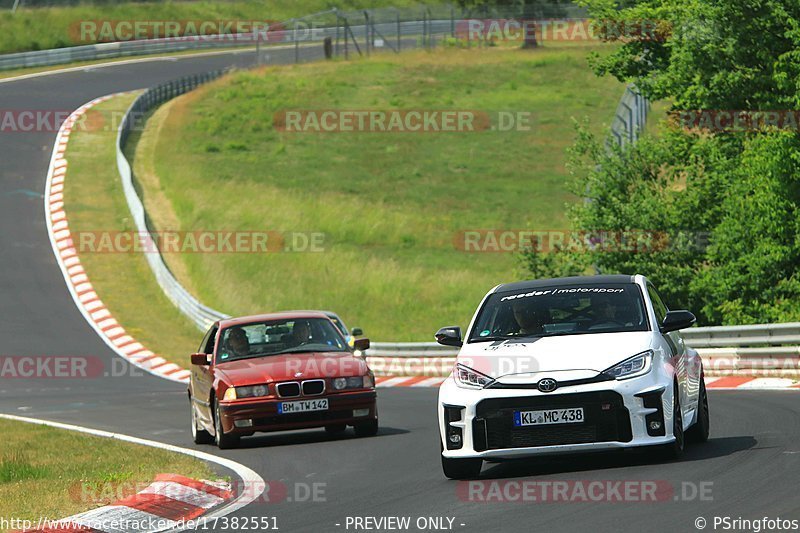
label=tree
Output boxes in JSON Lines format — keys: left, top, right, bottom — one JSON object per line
{"left": 522, "top": 0, "right": 800, "bottom": 324}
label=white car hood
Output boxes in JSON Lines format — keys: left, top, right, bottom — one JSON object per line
{"left": 457, "top": 331, "right": 653, "bottom": 383}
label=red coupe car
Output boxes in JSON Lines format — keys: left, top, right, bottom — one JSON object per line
{"left": 188, "top": 311, "right": 377, "bottom": 448}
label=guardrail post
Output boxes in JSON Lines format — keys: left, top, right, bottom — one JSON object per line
{"left": 422, "top": 10, "right": 427, "bottom": 48}
{"left": 335, "top": 12, "right": 341, "bottom": 57}
{"left": 294, "top": 19, "right": 299, "bottom": 64}
{"left": 254, "top": 26, "right": 260, "bottom": 65}
{"left": 364, "top": 11, "right": 370, "bottom": 57}
{"left": 397, "top": 12, "right": 401, "bottom": 52}
{"left": 344, "top": 19, "right": 349, "bottom": 59}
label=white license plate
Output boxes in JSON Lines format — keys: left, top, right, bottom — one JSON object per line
{"left": 278, "top": 398, "right": 329, "bottom": 414}
{"left": 514, "top": 408, "right": 584, "bottom": 427}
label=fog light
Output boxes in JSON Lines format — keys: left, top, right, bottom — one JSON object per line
{"left": 649, "top": 421, "right": 662, "bottom": 431}
{"left": 353, "top": 408, "right": 370, "bottom": 417}
{"left": 444, "top": 405, "right": 465, "bottom": 450}
{"left": 234, "top": 419, "right": 253, "bottom": 428}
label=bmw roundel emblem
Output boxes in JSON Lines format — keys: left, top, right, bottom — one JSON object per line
{"left": 537, "top": 378, "right": 558, "bottom": 393}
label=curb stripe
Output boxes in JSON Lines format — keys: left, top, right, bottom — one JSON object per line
{"left": 42, "top": 93, "right": 191, "bottom": 385}
{"left": 140, "top": 482, "right": 224, "bottom": 509}
{"left": 3, "top": 414, "right": 263, "bottom": 533}
{"left": 411, "top": 377, "right": 447, "bottom": 387}
{"left": 154, "top": 474, "right": 232, "bottom": 500}
{"left": 706, "top": 376, "right": 756, "bottom": 389}
{"left": 114, "top": 493, "right": 206, "bottom": 521}
{"left": 376, "top": 376, "right": 416, "bottom": 387}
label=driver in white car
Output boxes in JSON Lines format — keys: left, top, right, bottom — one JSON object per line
{"left": 511, "top": 300, "right": 548, "bottom": 336}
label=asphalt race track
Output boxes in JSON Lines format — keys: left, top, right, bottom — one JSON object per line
{"left": 1, "top": 47, "right": 799, "bottom": 533}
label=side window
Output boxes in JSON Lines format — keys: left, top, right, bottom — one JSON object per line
{"left": 647, "top": 284, "right": 669, "bottom": 324}
{"left": 199, "top": 326, "right": 218, "bottom": 354}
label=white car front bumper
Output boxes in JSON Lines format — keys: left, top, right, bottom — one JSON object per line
{"left": 438, "top": 369, "right": 678, "bottom": 460}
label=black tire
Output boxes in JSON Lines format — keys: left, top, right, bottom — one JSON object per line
{"left": 659, "top": 383, "right": 684, "bottom": 459}
{"left": 325, "top": 424, "right": 347, "bottom": 434}
{"left": 353, "top": 419, "right": 379, "bottom": 437}
{"left": 190, "top": 398, "right": 213, "bottom": 445}
{"left": 441, "top": 454, "right": 482, "bottom": 480}
{"left": 214, "top": 399, "right": 240, "bottom": 450}
{"left": 686, "top": 376, "right": 710, "bottom": 443}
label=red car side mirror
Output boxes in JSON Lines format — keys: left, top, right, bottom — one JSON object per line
{"left": 190, "top": 353, "right": 210, "bottom": 365}
{"left": 353, "top": 338, "right": 370, "bottom": 351}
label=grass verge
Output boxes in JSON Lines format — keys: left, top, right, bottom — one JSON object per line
{"left": 0, "top": 418, "right": 211, "bottom": 528}
{"left": 130, "top": 44, "right": 624, "bottom": 341}
{"left": 63, "top": 93, "right": 202, "bottom": 367}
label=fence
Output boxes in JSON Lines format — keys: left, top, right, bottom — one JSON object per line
{"left": 1, "top": 3, "right": 594, "bottom": 70}
{"left": 609, "top": 85, "right": 649, "bottom": 149}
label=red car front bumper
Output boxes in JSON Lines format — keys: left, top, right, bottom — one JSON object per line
{"left": 218, "top": 390, "right": 377, "bottom": 434}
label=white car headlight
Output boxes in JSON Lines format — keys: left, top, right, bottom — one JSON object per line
{"left": 454, "top": 363, "right": 493, "bottom": 389}
{"left": 604, "top": 350, "right": 653, "bottom": 380}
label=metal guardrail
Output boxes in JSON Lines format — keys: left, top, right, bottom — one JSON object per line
{"left": 370, "top": 324, "right": 800, "bottom": 358}
{"left": 369, "top": 342, "right": 457, "bottom": 357}
{"left": 682, "top": 322, "right": 800, "bottom": 348}
{"left": 117, "top": 71, "right": 232, "bottom": 331}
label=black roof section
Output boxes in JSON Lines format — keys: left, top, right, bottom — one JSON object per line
{"left": 495, "top": 275, "right": 637, "bottom": 294}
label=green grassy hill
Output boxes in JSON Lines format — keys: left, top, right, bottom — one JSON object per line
{"left": 130, "top": 44, "right": 623, "bottom": 341}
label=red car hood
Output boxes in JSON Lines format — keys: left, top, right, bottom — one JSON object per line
{"left": 215, "top": 352, "right": 368, "bottom": 385}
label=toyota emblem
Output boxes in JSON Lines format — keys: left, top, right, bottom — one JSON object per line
{"left": 537, "top": 378, "right": 558, "bottom": 393}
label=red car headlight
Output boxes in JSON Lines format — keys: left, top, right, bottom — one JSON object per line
{"left": 333, "top": 376, "right": 371, "bottom": 390}
{"left": 236, "top": 384, "right": 270, "bottom": 398}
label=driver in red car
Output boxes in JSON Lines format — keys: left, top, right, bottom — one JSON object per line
{"left": 289, "top": 320, "right": 312, "bottom": 347}
{"left": 220, "top": 327, "right": 250, "bottom": 360}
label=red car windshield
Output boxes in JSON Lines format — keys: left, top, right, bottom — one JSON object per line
{"left": 217, "top": 317, "right": 349, "bottom": 364}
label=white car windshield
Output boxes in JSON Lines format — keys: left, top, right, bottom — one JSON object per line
{"left": 468, "top": 284, "right": 649, "bottom": 342}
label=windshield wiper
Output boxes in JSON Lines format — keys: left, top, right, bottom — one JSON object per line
{"left": 468, "top": 336, "right": 513, "bottom": 343}
{"left": 273, "top": 346, "right": 346, "bottom": 355}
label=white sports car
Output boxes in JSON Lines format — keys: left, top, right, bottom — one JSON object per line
{"left": 436, "top": 274, "right": 709, "bottom": 479}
